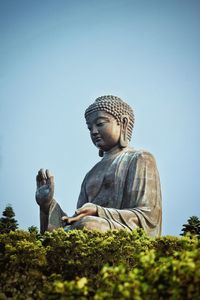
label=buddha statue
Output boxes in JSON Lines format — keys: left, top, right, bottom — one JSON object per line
{"left": 36, "top": 95, "right": 162, "bottom": 236}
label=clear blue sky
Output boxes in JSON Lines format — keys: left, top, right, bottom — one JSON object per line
{"left": 0, "top": 0, "right": 199, "bottom": 236}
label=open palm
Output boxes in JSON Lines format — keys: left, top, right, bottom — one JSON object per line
{"left": 36, "top": 169, "right": 54, "bottom": 212}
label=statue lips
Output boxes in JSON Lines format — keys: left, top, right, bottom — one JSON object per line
{"left": 94, "top": 136, "right": 103, "bottom": 146}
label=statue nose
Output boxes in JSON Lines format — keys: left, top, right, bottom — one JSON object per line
{"left": 91, "top": 125, "right": 99, "bottom": 135}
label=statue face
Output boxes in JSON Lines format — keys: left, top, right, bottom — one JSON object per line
{"left": 86, "top": 111, "right": 121, "bottom": 152}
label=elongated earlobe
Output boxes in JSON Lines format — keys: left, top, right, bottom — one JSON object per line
{"left": 99, "top": 149, "right": 104, "bottom": 157}
{"left": 119, "top": 117, "right": 129, "bottom": 148}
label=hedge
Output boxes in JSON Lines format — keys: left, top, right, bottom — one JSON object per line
{"left": 0, "top": 228, "right": 199, "bottom": 299}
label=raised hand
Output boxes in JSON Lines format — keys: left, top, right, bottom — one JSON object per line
{"left": 62, "top": 203, "right": 97, "bottom": 224}
{"left": 36, "top": 169, "right": 54, "bottom": 212}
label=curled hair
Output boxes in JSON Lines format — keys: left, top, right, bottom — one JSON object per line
{"left": 85, "top": 95, "right": 135, "bottom": 141}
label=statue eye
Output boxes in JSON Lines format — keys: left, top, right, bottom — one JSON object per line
{"left": 96, "top": 122, "right": 106, "bottom": 127}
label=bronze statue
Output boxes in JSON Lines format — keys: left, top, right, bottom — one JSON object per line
{"left": 36, "top": 95, "right": 162, "bottom": 236}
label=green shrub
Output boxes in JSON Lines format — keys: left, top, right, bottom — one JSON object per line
{"left": 0, "top": 231, "right": 46, "bottom": 299}
{"left": 46, "top": 277, "right": 89, "bottom": 300}
{"left": 42, "top": 228, "right": 151, "bottom": 280}
{"left": 0, "top": 228, "right": 199, "bottom": 299}
{"left": 94, "top": 249, "right": 200, "bottom": 300}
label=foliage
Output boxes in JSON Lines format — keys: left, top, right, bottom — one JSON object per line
{"left": 28, "top": 225, "right": 42, "bottom": 240}
{"left": 28, "top": 226, "right": 39, "bottom": 234}
{"left": 0, "top": 205, "right": 18, "bottom": 234}
{"left": 181, "top": 216, "right": 200, "bottom": 238}
{"left": 0, "top": 228, "right": 199, "bottom": 299}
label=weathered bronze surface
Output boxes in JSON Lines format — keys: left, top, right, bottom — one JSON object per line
{"left": 36, "top": 95, "right": 162, "bottom": 236}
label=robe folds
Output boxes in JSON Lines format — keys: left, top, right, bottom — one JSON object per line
{"left": 40, "top": 147, "right": 162, "bottom": 237}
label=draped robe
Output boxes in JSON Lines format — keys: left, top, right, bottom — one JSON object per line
{"left": 40, "top": 147, "right": 162, "bottom": 237}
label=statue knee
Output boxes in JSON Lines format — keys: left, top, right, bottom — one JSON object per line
{"left": 71, "top": 216, "right": 100, "bottom": 230}
{"left": 78, "top": 216, "right": 98, "bottom": 230}
{"left": 75, "top": 216, "right": 110, "bottom": 231}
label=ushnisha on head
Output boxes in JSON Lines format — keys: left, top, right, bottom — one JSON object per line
{"left": 85, "top": 95, "right": 135, "bottom": 156}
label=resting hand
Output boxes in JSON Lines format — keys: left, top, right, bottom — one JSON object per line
{"left": 36, "top": 169, "right": 54, "bottom": 212}
{"left": 62, "top": 203, "right": 97, "bottom": 224}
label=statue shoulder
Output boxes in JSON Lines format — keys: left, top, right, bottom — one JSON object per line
{"left": 125, "top": 148, "right": 156, "bottom": 163}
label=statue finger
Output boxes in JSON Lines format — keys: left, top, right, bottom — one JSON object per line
{"left": 46, "top": 169, "right": 51, "bottom": 179}
{"left": 38, "top": 169, "right": 46, "bottom": 180}
{"left": 65, "top": 213, "right": 85, "bottom": 224}
{"left": 46, "top": 169, "right": 54, "bottom": 186}
{"left": 39, "top": 168, "right": 47, "bottom": 185}
{"left": 61, "top": 216, "right": 69, "bottom": 222}
{"left": 36, "top": 170, "right": 44, "bottom": 187}
{"left": 75, "top": 208, "right": 81, "bottom": 214}
{"left": 75, "top": 208, "right": 87, "bottom": 215}
{"left": 75, "top": 203, "right": 92, "bottom": 214}
{"left": 36, "top": 174, "right": 41, "bottom": 188}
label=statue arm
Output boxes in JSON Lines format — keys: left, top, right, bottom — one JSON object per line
{"left": 95, "top": 152, "right": 162, "bottom": 236}
{"left": 39, "top": 199, "right": 66, "bottom": 234}
{"left": 36, "top": 169, "right": 66, "bottom": 233}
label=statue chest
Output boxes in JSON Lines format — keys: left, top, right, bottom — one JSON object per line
{"left": 85, "top": 158, "right": 118, "bottom": 207}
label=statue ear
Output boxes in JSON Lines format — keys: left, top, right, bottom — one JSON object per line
{"left": 119, "top": 116, "right": 129, "bottom": 148}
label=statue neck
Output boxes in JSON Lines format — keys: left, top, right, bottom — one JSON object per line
{"left": 103, "top": 145, "right": 129, "bottom": 159}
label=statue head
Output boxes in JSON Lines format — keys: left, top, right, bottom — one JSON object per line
{"left": 85, "top": 95, "right": 135, "bottom": 155}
